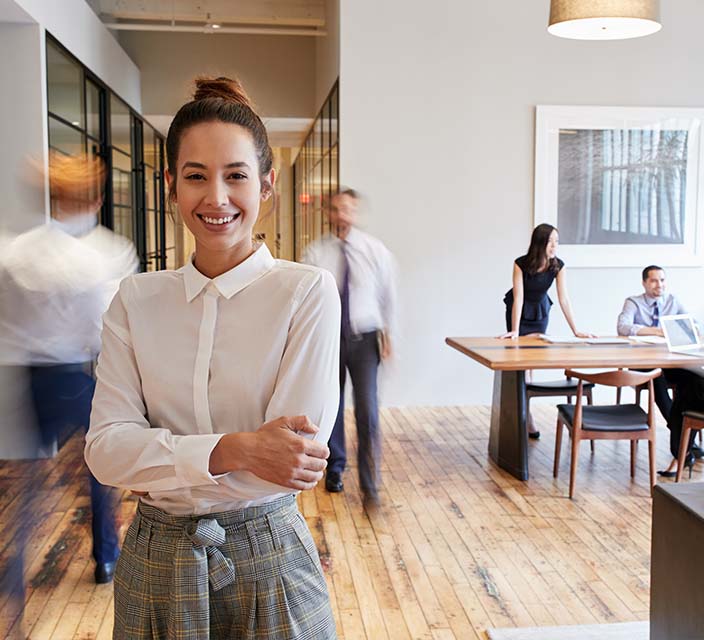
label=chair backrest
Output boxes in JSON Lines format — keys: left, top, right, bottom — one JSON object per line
{"left": 566, "top": 368, "right": 660, "bottom": 433}
{"left": 564, "top": 368, "right": 662, "bottom": 388}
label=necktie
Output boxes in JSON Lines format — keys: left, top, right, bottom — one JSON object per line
{"left": 653, "top": 300, "right": 660, "bottom": 327}
{"left": 340, "top": 242, "right": 351, "bottom": 338}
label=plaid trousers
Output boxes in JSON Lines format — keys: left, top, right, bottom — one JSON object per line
{"left": 113, "top": 495, "right": 336, "bottom": 639}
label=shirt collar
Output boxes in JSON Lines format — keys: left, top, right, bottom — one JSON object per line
{"left": 179, "top": 243, "right": 276, "bottom": 303}
{"left": 51, "top": 213, "right": 99, "bottom": 238}
{"left": 340, "top": 226, "right": 362, "bottom": 247}
{"left": 644, "top": 292, "right": 664, "bottom": 304}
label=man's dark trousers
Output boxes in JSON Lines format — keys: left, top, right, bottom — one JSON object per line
{"left": 666, "top": 372, "right": 704, "bottom": 459}
{"left": 652, "top": 368, "right": 695, "bottom": 421}
{"left": 29, "top": 364, "right": 120, "bottom": 565}
{"left": 327, "top": 331, "right": 381, "bottom": 498}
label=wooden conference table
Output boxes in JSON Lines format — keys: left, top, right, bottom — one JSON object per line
{"left": 446, "top": 336, "right": 704, "bottom": 481}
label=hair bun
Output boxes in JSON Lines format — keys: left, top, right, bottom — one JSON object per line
{"left": 193, "top": 76, "right": 253, "bottom": 109}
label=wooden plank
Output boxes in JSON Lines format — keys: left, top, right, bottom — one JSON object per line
{"left": 71, "top": 579, "right": 113, "bottom": 639}
{"left": 0, "top": 406, "right": 661, "bottom": 639}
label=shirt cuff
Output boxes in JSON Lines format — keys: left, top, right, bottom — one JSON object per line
{"left": 174, "top": 433, "right": 226, "bottom": 487}
{"left": 630, "top": 325, "right": 644, "bottom": 336}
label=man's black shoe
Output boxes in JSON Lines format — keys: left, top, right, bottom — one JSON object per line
{"left": 95, "top": 561, "right": 117, "bottom": 584}
{"left": 692, "top": 445, "right": 704, "bottom": 459}
{"left": 325, "top": 471, "right": 344, "bottom": 493}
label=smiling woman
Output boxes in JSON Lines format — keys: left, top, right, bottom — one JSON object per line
{"left": 85, "top": 76, "right": 340, "bottom": 639}
{"left": 168, "top": 120, "right": 268, "bottom": 276}
{"left": 164, "top": 77, "right": 275, "bottom": 278}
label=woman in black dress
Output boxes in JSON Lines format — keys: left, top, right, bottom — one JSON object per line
{"left": 500, "top": 223, "right": 592, "bottom": 437}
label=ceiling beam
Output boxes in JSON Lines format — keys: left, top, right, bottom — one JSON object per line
{"left": 88, "top": 0, "right": 325, "bottom": 28}
{"left": 103, "top": 22, "right": 326, "bottom": 36}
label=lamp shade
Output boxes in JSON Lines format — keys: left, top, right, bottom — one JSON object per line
{"left": 548, "top": 0, "right": 661, "bottom": 40}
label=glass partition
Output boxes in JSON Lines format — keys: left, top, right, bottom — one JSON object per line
{"left": 110, "top": 96, "right": 132, "bottom": 154}
{"left": 86, "top": 80, "right": 101, "bottom": 140}
{"left": 143, "top": 127, "right": 165, "bottom": 271}
{"left": 48, "top": 118, "right": 85, "bottom": 157}
{"left": 46, "top": 35, "right": 167, "bottom": 272}
{"left": 293, "top": 80, "right": 339, "bottom": 260}
{"left": 111, "top": 149, "right": 133, "bottom": 240}
{"left": 47, "top": 40, "right": 83, "bottom": 128}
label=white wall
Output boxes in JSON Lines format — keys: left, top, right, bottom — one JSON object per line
{"left": 0, "top": 23, "right": 47, "bottom": 233}
{"left": 0, "top": 24, "right": 48, "bottom": 458}
{"left": 340, "top": 0, "right": 704, "bottom": 406}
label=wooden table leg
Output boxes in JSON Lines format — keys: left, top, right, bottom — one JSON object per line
{"left": 489, "top": 370, "right": 528, "bottom": 480}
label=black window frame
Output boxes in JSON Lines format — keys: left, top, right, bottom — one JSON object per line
{"left": 292, "top": 80, "right": 340, "bottom": 261}
{"left": 45, "top": 33, "right": 167, "bottom": 272}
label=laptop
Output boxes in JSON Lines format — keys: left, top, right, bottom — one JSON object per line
{"left": 661, "top": 314, "right": 704, "bottom": 356}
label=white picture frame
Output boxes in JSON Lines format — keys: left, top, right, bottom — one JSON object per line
{"left": 534, "top": 105, "right": 704, "bottom": 267}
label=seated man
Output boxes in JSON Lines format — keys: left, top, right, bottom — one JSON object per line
{"left": 617, "top": 264, "right": 703, "bottom": 465}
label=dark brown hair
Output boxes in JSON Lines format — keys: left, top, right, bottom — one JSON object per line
{"left": 642, "top": 265, "right": 664, "bottom": 281}
{"left": 524, "top": 223, "right": 559, "bottom": 275}
{"left": 165, "top": 76, "right": 273, "bottom": 201}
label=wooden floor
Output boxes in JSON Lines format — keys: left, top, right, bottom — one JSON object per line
{"left": 0, "top": 403, "right": 698, "bottom": 639}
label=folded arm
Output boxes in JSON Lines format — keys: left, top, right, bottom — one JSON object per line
{"left": 85, "top": 286, "right": 225, "bottom": 491}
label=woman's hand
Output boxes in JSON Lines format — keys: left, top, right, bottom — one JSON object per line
{"left": 498, "top": 330, "right": 518, "bottom": 339}
{"left": 573, "top": 330, "right": 596, "bottom": 338}
{"left": 210, "top": 416, "right": 329, "bottom": 491}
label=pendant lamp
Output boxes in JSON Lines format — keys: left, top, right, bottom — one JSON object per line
{"left": 548, "top": 0, "right": 661, "bottom": 40}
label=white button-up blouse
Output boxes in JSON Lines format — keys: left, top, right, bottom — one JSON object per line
{"left": 85, "top": 244, "right": 340, "bottom": 515}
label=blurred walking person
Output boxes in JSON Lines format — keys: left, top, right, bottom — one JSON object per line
{"left": 0, "top": 152, "right": 138, "bottom": 590}
{"left": 304, "top": 188, "right": 397, "bottom": 509}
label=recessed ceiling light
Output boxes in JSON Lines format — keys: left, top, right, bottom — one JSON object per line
{"left": 211, "top": 23, "right": 221, "bottom": 29}
{"left": 71, "top": 121, "right": 80, "bottom": 126}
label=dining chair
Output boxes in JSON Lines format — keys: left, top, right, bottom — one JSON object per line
{"left": 526, "top": 376, "right": 594, "bottom": 406}
{"left": 554, "top": 368, "right": 661, "bottom": 499}
{"left": 676, "top": 411, "right": 704, "bottom": 482}
{"left": 525, "top": 376, "right": 595, "bottom": 441}
{"left": 616, "top": 375, "right": 693, "bottom": 444}
{"left": 616, "top": 377, "right": 676, "bottom": 407}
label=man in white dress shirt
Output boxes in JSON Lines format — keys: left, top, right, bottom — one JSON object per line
{"left": 303, "top": 189, "right": 396, "bottom": 507}
{"left": 0, "top": 154, "right": 138, "bottom": 587}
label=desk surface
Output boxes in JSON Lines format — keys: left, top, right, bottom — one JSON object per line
{"left": 445, "top": 336, "right": 704, "bottom": 371}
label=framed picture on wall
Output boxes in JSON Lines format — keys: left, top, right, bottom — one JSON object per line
{"left": 534, "top": 105, "right": 704, "bottom": 267}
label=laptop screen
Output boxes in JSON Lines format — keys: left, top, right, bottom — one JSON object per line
{"left": 662, "top": 315, "right": 698, "bottom": 347}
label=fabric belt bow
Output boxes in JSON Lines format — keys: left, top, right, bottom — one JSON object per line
{"left": 185, "top": 518, "right": 236, "bottom": 591}
{"left": 169, "top": 518, "right": 236, "bottom": 638}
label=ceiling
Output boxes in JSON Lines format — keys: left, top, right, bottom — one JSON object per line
{"left": 85, "top": 0, "right": 326, "bottom": 36}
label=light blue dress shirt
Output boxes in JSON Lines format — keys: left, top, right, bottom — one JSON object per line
{"left": 617, "top": 292, "right": 687, "bottom": 336}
